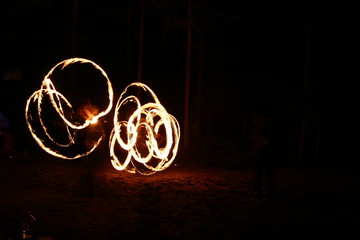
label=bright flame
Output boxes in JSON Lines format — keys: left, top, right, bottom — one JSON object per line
{"left": 110, "top": 82, "right": 180, "bottom": 175}
{"left": 25, "top": 58, "right": 113, "bottom": 159}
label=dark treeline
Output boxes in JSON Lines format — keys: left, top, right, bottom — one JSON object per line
{"left": 1, "top": 0, "right": 359, "bottom": 169}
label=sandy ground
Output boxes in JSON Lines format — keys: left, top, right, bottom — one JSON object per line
{"left": 1, "top": 155, "right": 360, "bottom": 240}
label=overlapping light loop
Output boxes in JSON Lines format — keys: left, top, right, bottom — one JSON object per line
{"left": 25, "top": 58, "right": 180, "bottom": 175}
{"left": 110, "top": 83, "right": 180, "bottom": 175}
{"left": 25, "top": 58, "right": 113, "bottom": 159}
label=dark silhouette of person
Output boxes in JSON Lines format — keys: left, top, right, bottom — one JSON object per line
{"left": 77, "top": 101, "right": 112, "bottom": 197}
{"left": 248, "top": 111, "right": 277, "bottom": 197}
{"left": 0, "top": 111, "right": 16, "bottom": 158}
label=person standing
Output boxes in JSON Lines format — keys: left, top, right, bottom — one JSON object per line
{"left": 249, "top": 111, "right": 277, "bottom": 197}
{"left": 0, "top": 111, "right": 16, "bottom": 158}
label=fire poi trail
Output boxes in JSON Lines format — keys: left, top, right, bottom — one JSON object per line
{"left": 25, "top": 58, "right": 113, "bottom": 159}
{"left": 25, "top": 58, "right": 180, "bottom": 175}
{"left": 110, "top": 82, "right": 180, "bottom": 175}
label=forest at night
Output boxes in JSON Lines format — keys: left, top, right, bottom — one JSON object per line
{"left": 1, "top": 0, "right": 360, "bottom": 239}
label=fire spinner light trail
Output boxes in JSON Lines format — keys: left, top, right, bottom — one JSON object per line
{"left": 25, "top": 58, "right": 114, "bottom": 159}
{"left": 110, "top": 82, "right": 180, "bottom": 175}
{"left": 25, "top": 58, "right": 180, "bottom": 175}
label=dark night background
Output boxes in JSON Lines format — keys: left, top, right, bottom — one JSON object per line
{"left": 1, "top": 0, "right": 360, "bottom": 239}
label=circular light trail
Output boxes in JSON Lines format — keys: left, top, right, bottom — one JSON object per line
{"left": 25, "top": 58, "right": 113, "bottom": 159}
{"left": 110, "top": 82, "right": 180, "bottom": 175}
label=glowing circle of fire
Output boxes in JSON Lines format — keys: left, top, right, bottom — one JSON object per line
{"left": 110, "top": 82, "right": 180, "bottom": 175}
{"left": 25, "top": 58, "right": 114, "bottom": 159}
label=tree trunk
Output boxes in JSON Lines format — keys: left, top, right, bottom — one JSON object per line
{"left": 137, "top": 0, "right": 144, "bottom": 83}
{"left": 71, "top": 0, "right": 79, "bottom": 55}
{"left": 125, "top": 0, "right": 132, "bottom": 82}
{"left": 183, "top": 0, "right": 192, "bottom": 150}
{"left": 297, "top": 0, "right": 312, "bottom": 164}
{"left": 195, "top": 17, "right": 204, "bottom": 140}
